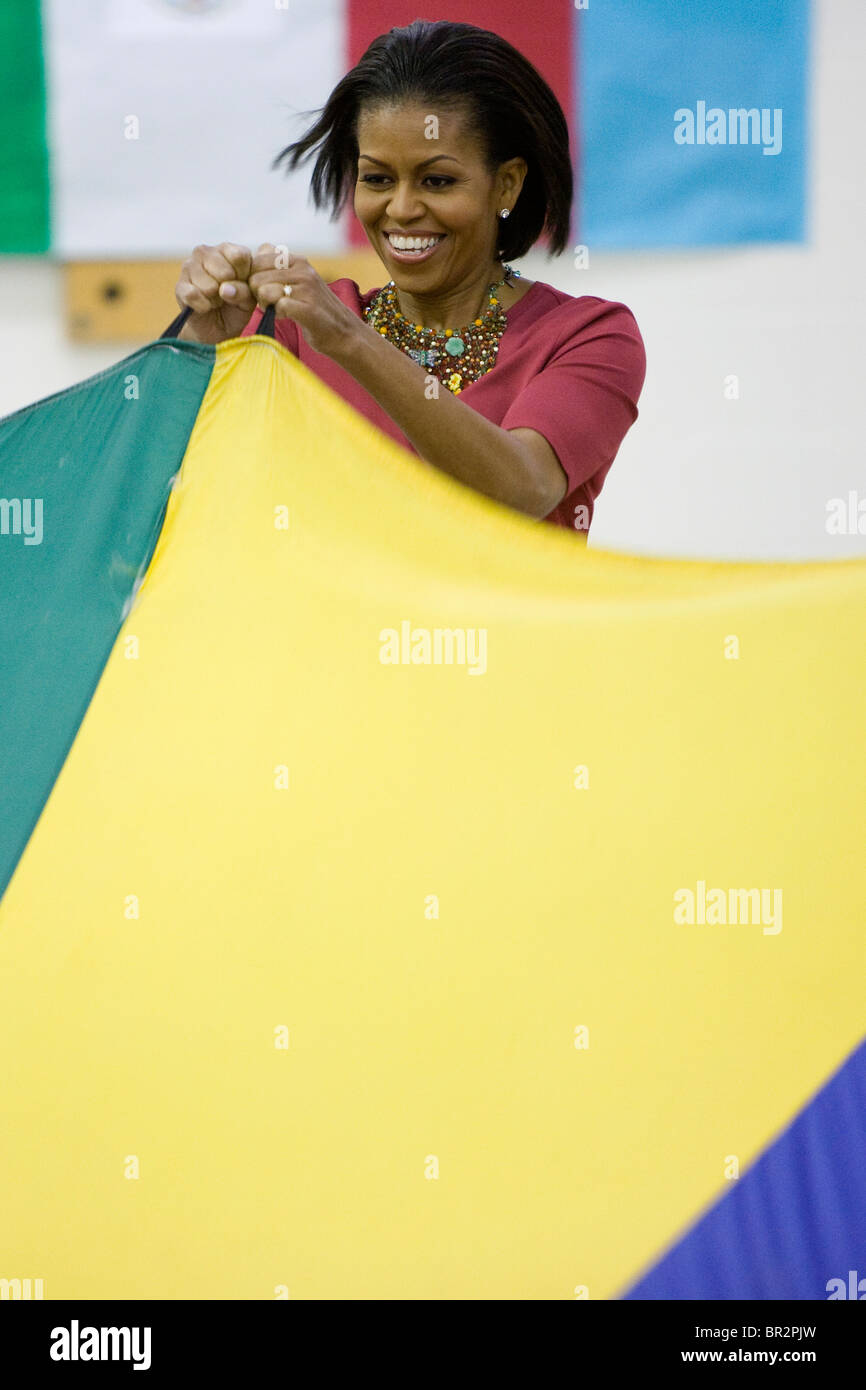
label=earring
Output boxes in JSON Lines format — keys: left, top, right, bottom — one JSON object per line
{"left": 499, "top": 208, "right": 510, "bottom": 219}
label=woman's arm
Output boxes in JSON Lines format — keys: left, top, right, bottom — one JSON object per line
{"left": 250, "top": 249, "right": 569, "bottom": 520}
{"left": 329, "top": 323, "right": 569, "bottom": 519}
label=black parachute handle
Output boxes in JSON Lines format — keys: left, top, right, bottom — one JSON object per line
{"left": 160, "top": 302, "right": 275, "bottom": 340}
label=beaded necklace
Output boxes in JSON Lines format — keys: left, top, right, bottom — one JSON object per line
{"left": 364, "top": 264, "right": 521, "bottom": 395}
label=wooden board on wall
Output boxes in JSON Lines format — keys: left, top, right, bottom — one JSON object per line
{"left": 64, "top": 253, "right": 385, "bottom": 343}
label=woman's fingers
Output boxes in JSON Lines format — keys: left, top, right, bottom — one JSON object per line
{"left": 216, "top": 242, "right": 253, "bottom": 282}
{"left": 174, "top": 276, "right": 216, "bottom": 314}
{"left": 255, "top": 281, "right": 295, "bottom": 307}
{"left": 216, "top": 279, "right": 257, "bottom": 311}
{"left": 250, "top": 242, "right": 293, "bottom": 275}
{"left": 175, "top": 239, "right": 306, "bottom": 319}
{"left": 215, "top": 243, "right": 257, "bottom": 311}
{"left": 249, "top": 245, "right": 305, "bottom": 304}
{"left": 176, "top": 243, "right": 255, "bottom": 311}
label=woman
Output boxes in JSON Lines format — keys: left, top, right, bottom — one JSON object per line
{"left": 173, "top": 19, "right": 645, "bottom": 537}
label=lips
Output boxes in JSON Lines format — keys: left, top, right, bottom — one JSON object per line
{"left": 382, "top": 232, "right": 446, "bottom": 264}
{"left": 385, "top": 232, "right": 445, "bottom": 249}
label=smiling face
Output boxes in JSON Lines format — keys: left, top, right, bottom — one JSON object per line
{"left": 354, "top": 100, "right": 525, "bottom": 301}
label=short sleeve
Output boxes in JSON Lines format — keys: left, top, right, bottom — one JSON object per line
{"left": 501, "top": 300, "right": 646, "bottom": 500}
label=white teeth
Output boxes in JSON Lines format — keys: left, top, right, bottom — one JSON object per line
{"left": 387, "top": 234, "right": 443, "bottom": 251}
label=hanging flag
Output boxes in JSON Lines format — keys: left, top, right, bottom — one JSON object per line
{"left": 0, "top": 0, "right": 809, "bottom": 256}
{"left": 577, "top": 0, "right": 810, "bottom": 248}
{"left": 0, "top": 323, "right": 863, "bottom": 1298}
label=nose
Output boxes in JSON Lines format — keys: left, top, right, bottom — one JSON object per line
{"left": 384, "top": 180, "right": 427, "bottom": 225}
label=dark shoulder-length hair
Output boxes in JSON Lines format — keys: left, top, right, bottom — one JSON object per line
{"left": 273, "top": 19, "right": 573, "bottom": 260}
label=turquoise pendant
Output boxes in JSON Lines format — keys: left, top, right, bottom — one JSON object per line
{"left": 445, "top": 337, "right": 465, "bottom": 356}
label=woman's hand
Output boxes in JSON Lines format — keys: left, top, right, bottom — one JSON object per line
{"left": 174, "top": 243, "right": 259, "bottom": 343}
{"left": 248, "top": 245, "right": 362, "bottom": 358}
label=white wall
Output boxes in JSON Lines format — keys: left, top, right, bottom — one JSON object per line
{"left": 1, "top": 0, "right": 862, "bottom": 562}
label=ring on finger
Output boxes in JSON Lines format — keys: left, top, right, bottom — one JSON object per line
{"left": 282, "top": 284, "right": 293, "bottom": 297}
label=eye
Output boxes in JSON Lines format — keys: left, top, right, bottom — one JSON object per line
{"left": 357, "top": 173, "right": 455, "bottom": 188}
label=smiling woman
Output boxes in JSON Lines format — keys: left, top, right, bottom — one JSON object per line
{"left": 173, "top": 19, "right": 646, "bottom": 535}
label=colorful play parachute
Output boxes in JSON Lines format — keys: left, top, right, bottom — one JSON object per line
{"left": 1, "top": 321, "right": 864, "bottom": 1300}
